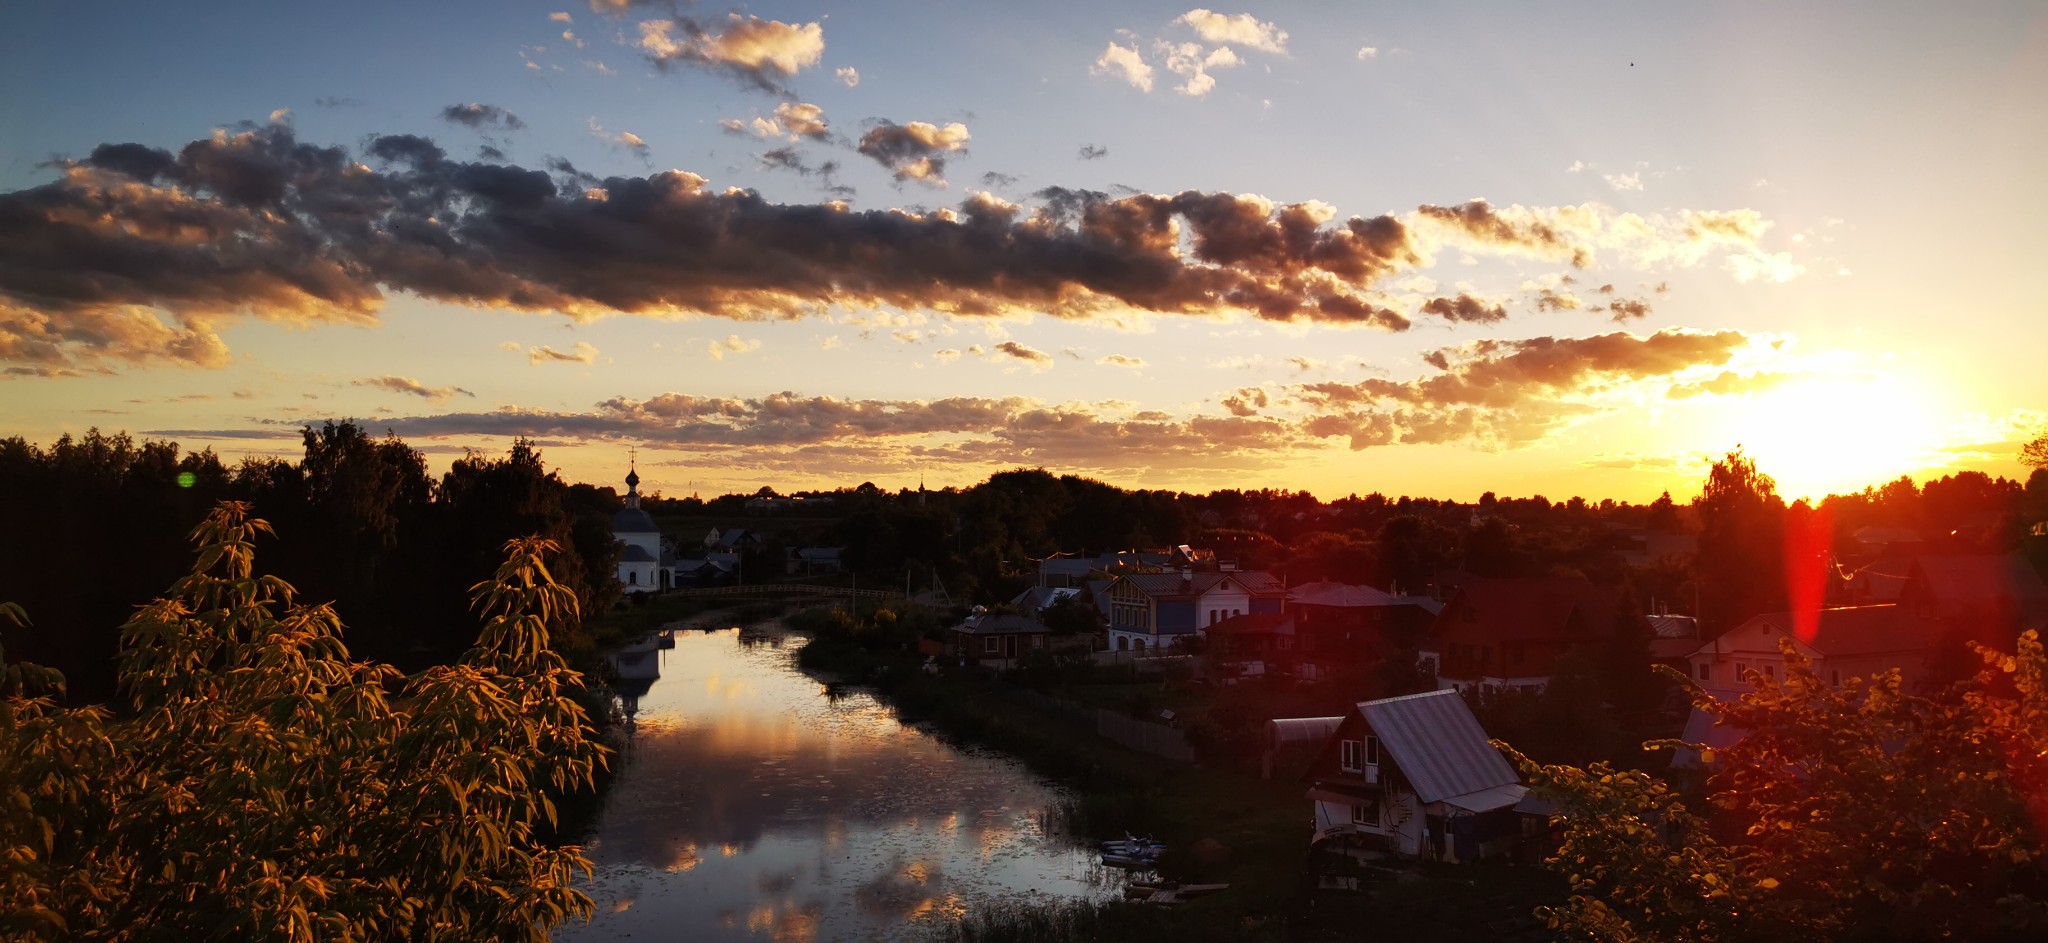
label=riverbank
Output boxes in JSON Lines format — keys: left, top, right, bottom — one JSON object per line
{"left": 785, "top": 607, "right": 1564, "bottom": 942}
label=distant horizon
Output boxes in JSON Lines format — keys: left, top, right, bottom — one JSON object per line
{"left": 17, "top": 424, "right": 2033, "bottom": 509}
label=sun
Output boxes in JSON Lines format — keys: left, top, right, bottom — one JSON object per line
{"left": 1723, "top": 374, "right": 1951, "bottom": 501}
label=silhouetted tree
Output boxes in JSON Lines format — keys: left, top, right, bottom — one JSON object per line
{"left": 1692, "top": 448, "right": 1788, "bottom": 634}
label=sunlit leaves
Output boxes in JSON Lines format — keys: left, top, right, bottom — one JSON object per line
{"left": 0, "top": 501, "right": 609, "bottom": 941}
{"left": 1514, "top": 632, "right": 2048, "bottom": 942}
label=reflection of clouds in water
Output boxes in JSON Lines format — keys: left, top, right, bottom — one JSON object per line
{"left": 560, "top": 625, "right": 1110, "bottom": 942}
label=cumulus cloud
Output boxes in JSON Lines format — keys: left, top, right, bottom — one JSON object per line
{"left": 1419, "top": 294, "right": 1508, "bottom": 323}
{"left": 1156, "top": 40, "right": 1244, "bottom": 96}
{"left": 856, "top": 120, "right": 970, "bottom": 185}
{"left": 993, "top": 340, "right": 1053, "bottom": 368}
{"left": 1355, "top": 46, "right": 1378, "bottom": 60}
{"left": 1176, "top": 9, "right": 1288, "bottom": 54}
{"left": 1726, "top": 250, "right": 1806, "bottom": 283}
{"left": 636, "top": 14, "right": 824, "bottom": 92}
{"left": 1221, "top": 386, "right": 1270, "bottom": 416}
{"left": 1666, "top": 370, "right": 1793, "bottom": 399}
{"left": 0, "top": 125, "right": 1787, "bottom": 372}
{"left": 354, "top": 375, "right": 474, "bottom": 401}
{"left": 550, "top": 11, "right": 573, "bottom": 24}
{"left": 440, "top": 102, "right": 526, "bottom": 132}
{"left": 1098, "top": 353, "right": 1146, "bottom": 369}
{"left": 525, "top": 342, "right": 599, "bottom": 365}
{"left": 1604, "top": 172, "right": 1642, "bottom": 192}
{"left": 836, "top": 66, "right": 859, "bottom": 87}
{"left": 1093, "top": 42, "right": 1155, "bottom": 92}
{"left": 707, "top": 334, "right": 761, "bottom": 360}
{"left": 725, "top": 102, "right": 831, "bottom": 142}
{"left": 1297, "top": 329, "right": 1756, "bottom": 449}
{"left": 244, "top": 390, "right": 1313, "bottom": 479}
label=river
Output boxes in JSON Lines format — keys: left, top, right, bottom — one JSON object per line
{"left": 554, "top": 622, "right": 1117, "bottom": 942}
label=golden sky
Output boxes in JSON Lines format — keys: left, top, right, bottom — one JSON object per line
{"left": 2, "top": 2, "right": 2043, "bottom": 501}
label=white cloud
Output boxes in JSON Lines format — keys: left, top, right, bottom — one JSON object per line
{"left": 707, "top": 334, "right": 762, "bottom": 360}
{"left": 1566, "top": 160, "right": 1586, "bottom": 173}
{"left": 836, "top": 66, "right": 859, "bottom": 87}
{"left": 550, "top": 11, "right": 572, "bottom": 24}
{"left": 1355, "top": 46, "right": 1379, "bottom": 60}
{"left": 1726, "top": 251, "right": 1806, "bottom": 284}
{"left": 1176, "top": 9, "right": 1288, "bottom": 55}
{"left": 1093, "top": 41, "right": 1154, "bottom": 92}
{"left": 1604, "top": 172, "right": 1643, "bottom": 191}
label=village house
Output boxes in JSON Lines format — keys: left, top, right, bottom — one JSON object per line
{"left": 1297, "top": 689, "right": 1536, "bottom": 872}
{"left": 948, "top": 610, "right": 1083, "bottom": 668}
{"left": 1287, "top": 581, "right": 1439, "bottom": 682}
{"left": 1686, "top": 604, "right": 1942, "bottom": 689}
{"left": 1423, "top": 578, "right": 1620, "bottom": 691}
{"left": 785, "top": 546, "right": 844, "bottom": 576}
{"left": 1205, "top": 613, "right": 1297, "bottom": 680}
{"left": 1101, "top": 570, "right": 1286, "bottom": 653}
{"left": 1897, "top": 554, "right": 2048, "bottom": 640}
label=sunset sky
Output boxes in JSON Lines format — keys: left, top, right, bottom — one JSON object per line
{"left": 3, "top": 1, "right": 2043, "bottom": 502}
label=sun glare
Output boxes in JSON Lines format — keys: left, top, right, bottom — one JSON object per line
{"left": 1727, "top": 375, "right": 1949, "bottom": 501}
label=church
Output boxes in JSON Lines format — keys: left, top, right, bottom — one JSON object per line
{"left": 613, "top": 463, "right": 669, "bottom": 594}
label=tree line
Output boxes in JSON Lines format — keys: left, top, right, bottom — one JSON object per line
{"left": 0, "top": 424, "right": 622, "bottom": 703}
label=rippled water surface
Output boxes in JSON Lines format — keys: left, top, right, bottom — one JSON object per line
{"left": 555, "top": 624, "right": 1114, "bottom": 942}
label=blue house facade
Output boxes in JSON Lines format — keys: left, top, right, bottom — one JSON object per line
{"left": 1104, "top": 571, "right": 1286, "bottom": 652}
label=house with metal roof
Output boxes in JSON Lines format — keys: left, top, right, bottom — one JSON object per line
{"left": 1685, "top": 604, "right": 1942, "bottom": 689}
{"left": 1101, "top": 570, "right": 1286, "bottom": 653}
{"left": 948, "top": 611, "right": 1086, "bottom": 668}
{"left": 1297, "top": 689, "right": 1533, "bottom": 866}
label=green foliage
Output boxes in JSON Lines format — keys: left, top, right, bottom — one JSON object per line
{"left": 1513, "top": 632, "right": 2048, "bottom": 942}
{"left": 0, "top": 502, "right": 608, "bottom": 942}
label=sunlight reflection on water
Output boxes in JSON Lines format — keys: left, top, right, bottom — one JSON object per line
{"left": 554, "top": 624, "right": 1116, "bottom": 942}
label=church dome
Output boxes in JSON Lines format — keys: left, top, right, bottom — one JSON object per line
{"left": 613, "top": 507, "right": 659, "bottom": 534}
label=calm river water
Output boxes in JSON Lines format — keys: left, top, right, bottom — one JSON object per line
{"left": 555, "top": 623, "right": 1116, "bottom": 942}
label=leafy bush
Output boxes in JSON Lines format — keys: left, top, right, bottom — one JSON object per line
{"left": 0, "top": 502, "right": 607, "bottom": 942}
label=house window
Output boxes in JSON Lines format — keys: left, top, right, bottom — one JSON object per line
{"left": 1696, "top": 662, "right": 1711, "bottom": 681}
{"left": 984, "top": 637, "right": 999, "bottom": 654}
{"left": 1350, "top": 799, "right": 1380, "bottom": 827}
{"left": 1032, "top": 634, "right": 1044, "bottom": 649}
{"left": 627, "top": 572, "right": 637, "bottom": 585}
{"left": 1763, "top": 664, "right": 1776, "bottom": 679}
{"left": 1340, "top": 739, "right": 1362, "bottom": 772}
{"left": 1364, "top": 735, "right": 1381, "bottom": 768}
